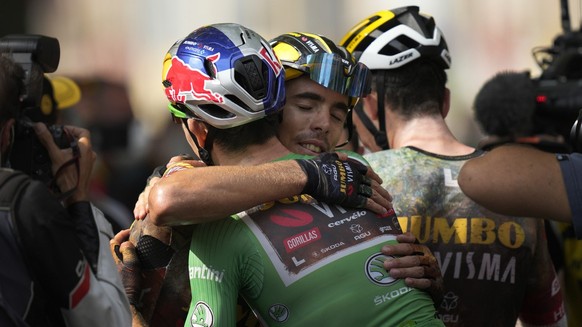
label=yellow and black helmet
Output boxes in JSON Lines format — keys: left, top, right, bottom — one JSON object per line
{"left": 270, "top": 32, "right": 371, "bottom": 108}
{"left": 340, "top": 6, "right": 451, "bottom": 70}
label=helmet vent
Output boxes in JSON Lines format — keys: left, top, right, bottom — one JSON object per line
{"left": 224, "top": 94, "right": 253, "bottom": 112}
{"left": 343, "top": 15, "right": 382, "bottom": 48}
{"left": 380, "top": 35, "right": 419, "bottom": 56}
{"left": 243, "top": 60, "right": 262, "bottom": 90}
{"left": 198, "top": 104, "right": 235, "bottom": 118}
{"left": 234, "top": 55, "right": 267, "bottom": 100}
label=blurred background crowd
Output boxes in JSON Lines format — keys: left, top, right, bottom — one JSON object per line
{"left": 0, "top": 0, "right": 574, "bottom": 224}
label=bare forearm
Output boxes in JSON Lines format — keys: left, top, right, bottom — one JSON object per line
{"left": 148, "top": 160, "right": 306, "bottom": 226}
{"left": 459, "top": 144, "right": 572, "bottom": 222}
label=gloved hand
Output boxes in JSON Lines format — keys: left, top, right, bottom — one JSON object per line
{"left": 295, "top": 153, "right": 373, "bottom": 208}
{"left": 110, "top": 229, "right": 142, "bottom": 306}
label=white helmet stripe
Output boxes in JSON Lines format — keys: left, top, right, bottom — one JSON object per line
{"left": 359, "top": 25, "right": 443, "bottom": 70}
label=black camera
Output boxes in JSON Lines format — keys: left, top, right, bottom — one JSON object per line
{"left": 0, "top": 34, "right": 72, "bottom": 188}
{"left": 530, "top": 0, "right": 582, "bottom": 152}
{"left": 10, "top": 117, "right": 71, "bottom": 187}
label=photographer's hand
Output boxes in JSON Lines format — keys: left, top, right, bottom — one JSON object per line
{"left": 34, "top": 123, "right": 96, "bottom": 205}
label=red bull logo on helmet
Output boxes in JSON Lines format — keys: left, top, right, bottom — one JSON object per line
{"left": 164, "top": 53, "right": 224, "bottom": 104}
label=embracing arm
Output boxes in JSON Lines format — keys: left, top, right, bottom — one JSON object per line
{"left": 148, "top": 154, "right": 393, "bottom": 226}
{"left": 148, "top": 160, "right": 307, "bottom": 226}
{"left": 458, "top": 144, "right": 571, "bottom": 223}
{"left": 110, "top": 229, "right": 149, "bottom": 327}
{"left": 382, "top": 232, "right": 444, "bottom": 306}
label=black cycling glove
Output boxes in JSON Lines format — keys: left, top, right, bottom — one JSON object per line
{"left": 136, "top": 235, "right": 175, "bottom": 269}
{"left": 295, "top": 153, "right": 373, "bottom": 208}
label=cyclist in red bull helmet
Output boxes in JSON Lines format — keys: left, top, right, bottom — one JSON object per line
{"left": 143, "top": 29, "right": 396, "bottom": 218}
{"left": 340, "top": 5, "right": 567, "bottom": 326}
{"left": 123, "top": 24, "right": 421, "bottom": 327}
{"left": 113, "top": 22, "right": 444, "bottom": 326}
{"left": 162, "top": 23, "right": 286, "bottom": 165}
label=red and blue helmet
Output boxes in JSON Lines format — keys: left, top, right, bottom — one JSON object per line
{"left": 162, "top": 23, "right": 286, "bottom": 129}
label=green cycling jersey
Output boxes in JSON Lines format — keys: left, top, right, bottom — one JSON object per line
{"left": 185, "top": 153, "right": 443, "bottom": 327}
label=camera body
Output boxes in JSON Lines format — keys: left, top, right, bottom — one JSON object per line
{"left": 0, "top": 34, "right": 72, "bottom": 186}
{"left": 530, "top": 77, "right": 582, "bottom": 152}
{"left": 529, "top": 3, "right": 582, "bottom": 153}
{"left": 11, "top": 119, "right": 71, "bottom": 186}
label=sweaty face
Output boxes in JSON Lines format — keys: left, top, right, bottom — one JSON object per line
{"left": 277, "top": 76, "right": 350, "bottom": 155}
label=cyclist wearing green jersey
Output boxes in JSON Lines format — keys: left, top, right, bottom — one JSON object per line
{"left": 142, "top": 23, "right": 442, "bottom": 326}
{"left": 115, "top": 26, "right": 443, "bottom": 326}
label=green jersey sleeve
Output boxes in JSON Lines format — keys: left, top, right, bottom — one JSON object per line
{"left": 186, "top": 218, "right": 263, "bottom": 327}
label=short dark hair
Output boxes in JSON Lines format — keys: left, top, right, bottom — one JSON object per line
{"left": 208, "top": 113, "right": 279, "bottom": 154}
{"left": 377, "top": 59, "right": 447, "bottom": 118}
{"left": 473, "top": 71, "right": 535, "bottom": 137}
{"left": 0, "top": 55, "right": 25, "bottom": 121}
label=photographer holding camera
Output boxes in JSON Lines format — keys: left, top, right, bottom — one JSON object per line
{"left": 460, "top": 1, "right": 582, "bottom": 325}
{"left": 0, "top": 38, "right": 130, "bottom": 326}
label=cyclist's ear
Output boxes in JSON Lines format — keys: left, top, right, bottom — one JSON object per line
{"left": 192, "top": 120, "right": 208, "bottom": 146}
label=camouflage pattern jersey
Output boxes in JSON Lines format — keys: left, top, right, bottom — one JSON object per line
{"left": 364, "top": 146, "right": 566, "bottom": 327}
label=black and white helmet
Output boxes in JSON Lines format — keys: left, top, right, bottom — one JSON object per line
{"left": 340, "top": 6, "right": 451, "bottom": 70}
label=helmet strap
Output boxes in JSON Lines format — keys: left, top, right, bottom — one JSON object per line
{"left": 335, "top": 109, "right": 353, "bottom": 148}
{"left": 346, "top": 110, "right": 354, "bottom": 145}
{"left": 372, "top": 72, "right": 389, "bottom": 150}
{"left": 181, "top": 118, "right": 214, "bottom": 166}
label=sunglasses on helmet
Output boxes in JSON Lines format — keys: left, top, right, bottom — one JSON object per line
{"left": 286, "top": 53, "right": 372, "bottom": 108}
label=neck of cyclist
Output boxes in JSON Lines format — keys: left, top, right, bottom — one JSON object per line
{"left": 210, "top": 136, "right": 291, "bottom": 166}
